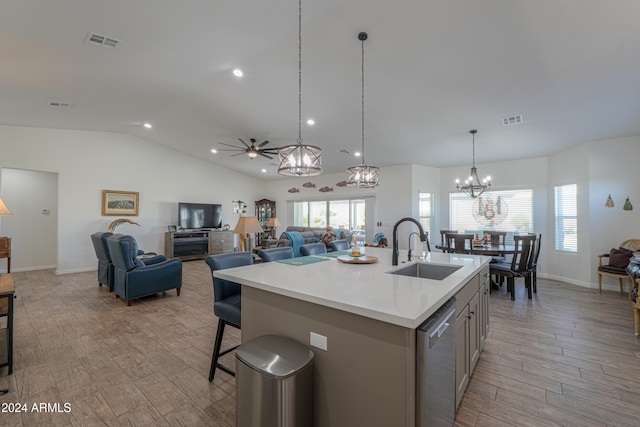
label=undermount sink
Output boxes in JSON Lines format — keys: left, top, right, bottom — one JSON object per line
{"left": 388, "top": 263, "right": 462, "bottom": 280}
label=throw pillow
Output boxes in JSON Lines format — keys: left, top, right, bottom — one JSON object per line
{"left": 609, "top": 247, "right": 634, "bottom": 268}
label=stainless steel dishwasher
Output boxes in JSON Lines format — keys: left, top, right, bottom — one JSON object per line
{"left": 416, "top": 297, "right": 456, "bottom": 427}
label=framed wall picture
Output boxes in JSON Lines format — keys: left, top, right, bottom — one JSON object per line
{"left": 102, "top": 190, "right": 139, "bottom": 216}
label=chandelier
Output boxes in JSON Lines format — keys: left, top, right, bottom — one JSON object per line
{"left": 347, "top": 32, "right": 379, "bottom": 188}
{"left": 278, "top": 0, "right": 322, "bottom": 177}
{"left": 456, "top": 129, "right": 491, "bottom": 198}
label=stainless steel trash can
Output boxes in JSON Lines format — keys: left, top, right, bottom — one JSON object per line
{"left": 236, "top": 335, "right": 314, "bottom": 427}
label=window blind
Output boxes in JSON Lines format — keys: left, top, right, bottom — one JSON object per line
{"left": 449, "top": 189, "right": 534, "bottom": 244}
{"left": 418, "top": 192, "right": 434, "bottom": 240}
{"left": 554, "top": 184, "right": 577, "bottom": 252}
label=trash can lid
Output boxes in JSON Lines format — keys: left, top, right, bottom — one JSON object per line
{"left": 236, "top": 335, "right": 314, "bottom": 378}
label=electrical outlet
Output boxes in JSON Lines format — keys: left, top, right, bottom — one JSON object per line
{"left": 310, "top": 332, "right": 327, "bottom": 351}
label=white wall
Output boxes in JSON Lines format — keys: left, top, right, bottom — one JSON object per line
{"left": 0, "top": 125, "right": 266, "bottom": 274}
{"left": 586, "top": 136, "right": 640, "bottom": 289}
{"left": 0, "top": 168, "right": 58, "bottom": 271}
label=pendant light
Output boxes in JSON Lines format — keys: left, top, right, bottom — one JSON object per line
{"left": 455, "top": 130, "right": 491, "bottom": 198}
{"left": 277, "top": 0, "right": 322, "bottom": 176}
{"left": 347, "top": 32, "right": 379, "bottom": 187}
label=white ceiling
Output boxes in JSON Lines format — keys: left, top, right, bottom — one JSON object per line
{"left": 2, "top": 1, "right": 639, "bottom": 179}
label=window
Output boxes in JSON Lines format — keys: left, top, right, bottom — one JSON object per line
{"left": 449, "top": 189, "right": 533, "bottom": 244}
{"left": 293, "top": 198, "right": 367, "bottom": 237}
{"left": 418, "top": 192, "right": 434, "bottom": 239}
{"left": 554, "top": 184, "right": 577, "bottom": 252}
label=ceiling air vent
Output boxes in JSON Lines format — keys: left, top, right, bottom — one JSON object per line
{"left": 48, "top": 101, "right": 72, "bottom": 108}
{"left": 85, "top": 32, "right": 120, "bottom": 48}
{"left": 502, "top": 114, "right": 523, "bottom": 126}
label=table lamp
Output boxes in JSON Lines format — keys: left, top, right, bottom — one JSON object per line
{"left": 267, "top": 217, "right": 282, "bottom": 239}
{"left": 234, "top": 216, "right": 264, "bottom": 252}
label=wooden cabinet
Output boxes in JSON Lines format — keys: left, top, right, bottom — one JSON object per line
{"left": 455, "top": 264, "right": 490, "bottom": 409}
{"left": 0, "top": 237, "right": 10, "bottom": 273}
{"left": 165, "top": 230, "right": 233, "bottom": 260}
{"left": 255, "top": 199, "right": 276, "bottom": 246}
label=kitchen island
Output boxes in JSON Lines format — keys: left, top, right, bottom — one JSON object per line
{"left": 214, "top": 247, "right": 491, "bottom": 426}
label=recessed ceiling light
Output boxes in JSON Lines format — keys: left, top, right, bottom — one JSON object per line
{"left": 211, "top": 149, "right": 218, "bottom": 154}
{"left": 233, "top": 69, "right": 243, "bottom": 77}
{"left": 261, "top": 169, "right": 267, "bottom": 173}
{"left": 307, "top": 119, "right": 315, "bottom": 125}
{"left": 354, "top": 152, "right": 362, "bottom": 157}
{"left": 143, "top": 123, "right": 152, "bottom": 129}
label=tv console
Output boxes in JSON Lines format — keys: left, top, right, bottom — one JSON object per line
{"left": 165, "top": 230, "right": 233, "bottom": 261}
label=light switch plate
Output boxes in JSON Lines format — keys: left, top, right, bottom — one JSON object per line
{"left": 310, "top": 332, "right": 327, "bottom": 351}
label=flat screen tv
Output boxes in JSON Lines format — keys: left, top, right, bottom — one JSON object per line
{"left": 178, "top": 202, "right": 222, "bottom": 230}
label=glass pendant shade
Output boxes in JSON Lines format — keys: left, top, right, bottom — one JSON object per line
{"left": 277, "top": 143, "right": 322, "bottom": 176}
{"left": 455, "top": 130, "right": 490, "bottom": 198}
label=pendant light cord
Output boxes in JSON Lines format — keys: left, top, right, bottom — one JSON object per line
{"left": 297, "top": 0, "right": 303, "bottom": 145}
{"left": 361, "top": 34, "right": 365, "bottom": 165}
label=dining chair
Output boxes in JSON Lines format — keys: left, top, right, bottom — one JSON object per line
{"left": 329, "top": 239, "right": 350, "bottom": 251}
{"left": 482, "top": 230, "right": 507, "bottom": 246}
{"left": 300, "top": 242, "right": 327, "bottom": 256}
{"left": 529, "top": 233, "right": 542, "bottom": 293}
{"left": 205, "top": 251, "right": 253, "bottom": 382}
{"left": 258, "top": 246, "right": 294, "bottom": 262}
{"left": 444, "top": 233, "right": 473, "bottom": 254}
{"left": 490, "top": 234, "right": 536, "bottom": 300}
{"left": 440, "top": 230, "right": 458, "bottom": 252}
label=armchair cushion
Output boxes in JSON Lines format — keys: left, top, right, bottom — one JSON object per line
{"left": 609, "top": 247, "right": 634, "bottom": 268}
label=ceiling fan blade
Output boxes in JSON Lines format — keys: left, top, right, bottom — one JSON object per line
{"left": 230, "top": 152, "right": 246, "bottom": 157}
{"left": 218, "top": 142, "right": 242, "bottom": 148}
{"left": 259, "top": 152, "right": 274, "bottom": 159}
{"left": 238, "top": 138, "right": 251, "bottom": 148}
{"left": 217, "top": 148, "right": 244, "bottom": 152}
{"left": 257, "top": 140, "right": 270, "bottom": 148}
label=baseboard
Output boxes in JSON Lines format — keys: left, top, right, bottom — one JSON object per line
{"left": 4, "top": 264, "right": 58, "bottom": 273}
{"left": 540, "top": 272, "right": 630, "bottom": 293}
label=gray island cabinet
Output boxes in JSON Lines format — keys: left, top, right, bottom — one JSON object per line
{"left": 214, "top": 247, "right": 491, "bottom": 427}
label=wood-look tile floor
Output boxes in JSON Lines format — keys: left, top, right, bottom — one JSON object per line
{"left": 456, "top": 278, "right": 640, "bottom": 427}
{"left": 0, "top": 262, "right": 638, "bottom": 426}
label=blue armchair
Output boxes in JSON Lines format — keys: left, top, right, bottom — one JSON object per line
{"left": 106, "top": 234, "right": 182, "bottom": 306}
{"left": 91, "top": 232, "right": 114, "bottom": 291}
{"left": 91, "top": 232, "right": 159, "bottom": 292}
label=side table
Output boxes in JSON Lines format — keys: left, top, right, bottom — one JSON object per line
{"left": 0, "top": 237, "right": 11, "bottom": 273}
{"left": 0, "top": 274, "right": 15, "bottom": 376}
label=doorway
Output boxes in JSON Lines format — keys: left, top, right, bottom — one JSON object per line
{"left": 0, "top": 168, "right": 58, "bottom": 272}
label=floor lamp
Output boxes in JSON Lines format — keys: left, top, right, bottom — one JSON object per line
{"left": 0, "top": 196, "right": 11, "bottom": 396}
{"left": 234, "top": 216, "right": 264, "bottom": 252}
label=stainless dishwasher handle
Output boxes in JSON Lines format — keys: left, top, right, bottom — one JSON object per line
{"left": 428, "top": 308, "right": 455, "bottom": 349}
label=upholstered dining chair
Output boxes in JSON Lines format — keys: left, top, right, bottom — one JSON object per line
{"left": 300, "top": 242, "right": 327, "bottom": 256}
{"left": 205, "top": 251, "right": 253, "bottom": 382}
{"left": 439, "top": 230, "right": 458, "bottom": 252}
{"left": 529, "top": 233, "right": 542, "bottom": 293}
{"left": 482, "top": 230, "right": 507, "bottom": 246}
{"left": 329, "top": 239, "right": 350, "bottom": 251}
{"left": 444, "top": 233, "right": 473, "bottom": 254}
{"left": 258, "top": 246, "right": 294, "bottom": 262}
{"left": 490, "top": 234, "right": 537, "bottom": 300}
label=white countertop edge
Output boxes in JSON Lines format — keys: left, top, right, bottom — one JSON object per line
{"left": 213, "top": 250, "right": 491, "bottom": 329}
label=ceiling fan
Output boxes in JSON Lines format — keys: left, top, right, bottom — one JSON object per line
{"left": 218, "top": 138, "right": 280, "bottom": 159}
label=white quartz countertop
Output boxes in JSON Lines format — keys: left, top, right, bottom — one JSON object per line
{"left": 214, "top": 247, "right": 491, "bottom": 329}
